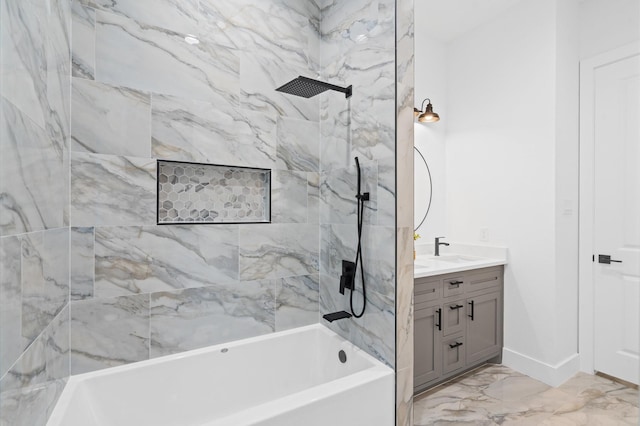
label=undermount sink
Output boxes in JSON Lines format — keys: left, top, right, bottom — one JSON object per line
{"left": 432, "top": 254, "right": 480, "bottom": 263}
{"left": 414, "top": 259, "right": 442, "bottom": 268}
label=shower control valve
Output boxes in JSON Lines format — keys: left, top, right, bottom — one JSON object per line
{"left": 339, "top": 260, "right": 356, "bottom": 294}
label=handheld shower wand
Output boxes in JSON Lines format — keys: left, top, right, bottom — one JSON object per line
{"left": 350, "top": 157, "right": 369, "bottom": 318}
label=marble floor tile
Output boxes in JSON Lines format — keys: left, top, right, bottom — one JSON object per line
{"left": 414, "top": 365, "right": 639, "bottom": 426}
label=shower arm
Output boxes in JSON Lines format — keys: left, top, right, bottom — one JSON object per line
{"left": 312, "top": 79, "right": 352, "bottom": 98}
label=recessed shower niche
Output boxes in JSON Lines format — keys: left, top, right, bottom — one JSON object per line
{"left": 157, "top": 160, "right": 271, "bottom": 224}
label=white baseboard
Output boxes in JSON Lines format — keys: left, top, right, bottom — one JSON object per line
{"left": 502, "top": 348, "right": 580, "bottom": 387}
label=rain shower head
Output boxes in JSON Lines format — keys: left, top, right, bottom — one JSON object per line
{"left": 276, "top": 76, "right": 352, "bottom": 99}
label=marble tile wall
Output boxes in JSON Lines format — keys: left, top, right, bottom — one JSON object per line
{"left": 317, "top": 0, "right": 398, "bottom": 371}
{"left": 66, "top": 0, "right": 323, "bottom": 377}
{"left": 0, "top": 0, "right": 72, "bottom": 424}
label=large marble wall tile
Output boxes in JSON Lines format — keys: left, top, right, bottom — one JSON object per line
{"left": 319, "top": 162, "right": 378, "bottom": 225}
{"left": 70, "top": 227, "right": 94, "bottom": 300}
{"left": 239, "top": 53, "right": 319, "bottom": 121}
{"left": 276, "top": 116, "right": 319, "bottom": 172}
{"left": 71, "top": 78, "right": 151, "bottom": 156}
{"left": 1, "top": 0, "right": 70, "bottom": 148}
{"left": 272, "top": 170, "right": 308, "bottom": 223}
{"left": 319, "top": 0, "right": 378, "bottom": 43}
{"left": 361, "top": 225, "right": 395, "bottom": 299}
{"left": 0, "top": 378, "right": 66, "bottom": 426}
{"left": 0, "top": 235, "right": 24, "bottom": 377}
{"left": 44, "top": 305, "right": 70, "bottom": 382}
{"left": 71, "top": 1, "right": 96, "bottom": 79}
{"left": 46, "top": 0, "right": 72, "bottom": 143}
{"left": 95, "top": 225, "right": 239, "bottom": 298}
{"left": 80, "top": 0, "right": 199, "bottom": 36}
{"left": 307, "top": 172, "right": 320, "bottom": 224}
{"left": 151, "top": 95, "right": 276, "bottom": 169}
{"left": 320, "top": 223, "right": 355, "bottom": 279}
{"left": 1, "top": 304, "right": 68, "bottom": 395}
{"left": 21, "top": 228, "right": 69, "bottom": 344}
{"left": 70, "top": 152, "right": 156, "bottom": 227}
{"left": 377, "top": 155, "right": 395, "bottom": 226}
{"left": 196, "top": 0, "right": 242, "bottom": 50}
{"left": 70, "top": 294, "right": 150, "bottom": 374}
{"left": 200, "top": 0, "right": 319, "bottom": 66}
{"left": 1, "top": 0, "right": 49, "bottom": 131}
{"left": 1, "top": 330, "right": 47, "bottom": 393}
{"left": 275, "top": 274, "right": 319, "bottom": 331}
{"left": 95, "top": 11, "right": 239, "bottom": 106}
{"left": 356, "top": 289, "right": 394, "bottom": 366}
{"left": 319, "top": 94, "right": 351, "bottom": 172}
{"left": 239, "top": 224, "right": 319, "bottom": 281}
{"left": 0, "top": 99, "right": 65, "bottom": 235}
{"left": 149, "top": 281, "right": 275, "bottom": 358}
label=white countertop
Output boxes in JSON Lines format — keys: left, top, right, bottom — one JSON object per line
{"left": 414, "top": 242, "right": 508, "bottom": 278}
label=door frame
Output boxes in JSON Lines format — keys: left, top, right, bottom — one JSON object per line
{"left": 578, "top": 41, "right": 640, "bottom": 374}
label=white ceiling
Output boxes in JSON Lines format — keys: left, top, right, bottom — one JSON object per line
{"left": 415, "top": 0, "right": 524, "bottom": 43}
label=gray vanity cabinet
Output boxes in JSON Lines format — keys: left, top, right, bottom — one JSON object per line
{"left": 414, "top": 266, "right": 504, "bottom": 394}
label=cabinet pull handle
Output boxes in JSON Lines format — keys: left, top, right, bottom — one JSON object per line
{"left": 435, "top": 308, "right": 442, "bottom": 331}
{"left": 449, "top": 280, "right": 463, "bottom": 286}
{"left": 449, "top": 342, "right": 463, "bottom": 349}
{"left": 468, "top": 300, "right": 475, "bottom": 320}
{"left": 449, "top": 304, "right": 464, "bottom": 310}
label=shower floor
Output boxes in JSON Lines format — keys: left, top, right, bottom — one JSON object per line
{"left": 414, "top": 364, "right": 638, "bottom": 425}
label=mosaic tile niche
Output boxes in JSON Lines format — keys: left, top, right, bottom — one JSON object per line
{"left": 157, "top": 160, "right": 271, "bottom": 224}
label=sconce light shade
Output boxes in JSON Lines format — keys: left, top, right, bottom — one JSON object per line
{"left": 415, "top": 98, "right": 440, "bottom": 123}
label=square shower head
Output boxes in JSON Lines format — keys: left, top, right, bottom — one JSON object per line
{"left": 276, "top": 76, "right": 352, "bottom": 99}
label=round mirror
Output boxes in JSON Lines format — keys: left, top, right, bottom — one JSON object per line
{"left": 414, "top": 146, "right": 432, "bottom": 232}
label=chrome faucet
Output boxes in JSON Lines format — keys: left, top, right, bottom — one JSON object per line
{"left": 434, "top": 237, "right": 449, "bottom": 256}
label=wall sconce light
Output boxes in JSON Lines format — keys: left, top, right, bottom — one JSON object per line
{"left": 414, "top": 98, "right": 440, "bottom": 123}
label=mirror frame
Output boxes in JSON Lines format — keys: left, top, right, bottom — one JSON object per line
{"left": 414, "top": 146, "right": 432, "bottom": 232}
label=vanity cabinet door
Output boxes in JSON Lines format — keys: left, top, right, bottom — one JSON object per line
{"left": 466, "top": 291, "right": 503, "bottom": 365}
{"left": 414, "top": 305, "right": 442, "bottom": 390}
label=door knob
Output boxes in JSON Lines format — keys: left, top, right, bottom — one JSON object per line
{"left": 598, "top": 254, "right": 622, "bottom": 264}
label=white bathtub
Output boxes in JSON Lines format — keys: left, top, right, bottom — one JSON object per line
{"left": 47, "top": 324, "right": 394, "bottom": 426}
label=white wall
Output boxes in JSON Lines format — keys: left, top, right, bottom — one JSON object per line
{"left": 579, "top": 0, "right": 640, "bottom": 59}
{"left": 414, "top": 7, "right": 448, "bottom": 242}
{"left": 446, "top": 0, "right": 557, "bottom": 367}
{"left": 437, "top": 0, "right": 580, "bottom": 385}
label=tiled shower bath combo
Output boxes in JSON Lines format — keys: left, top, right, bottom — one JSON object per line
{"left": 0, "top": 0, "right": 415, "bottom": 425}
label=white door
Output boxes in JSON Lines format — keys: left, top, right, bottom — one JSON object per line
{"left": 593, "top": 51, "right": 640, "bottom": 385}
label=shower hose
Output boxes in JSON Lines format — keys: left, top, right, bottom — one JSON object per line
{"left": 350, "top": 157, "right": 367, "bottom": 318}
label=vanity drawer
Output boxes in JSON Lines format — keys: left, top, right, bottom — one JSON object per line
{"left": 442, "top": 334, "right": 465, "bottom": 375}
{"left": 465, "top": 266, "right": 503, "bottom": 295}
{"left": 443, "top": 276, "right": 465, "bottom": 298}
{"left": 415, "top": 277, "right": 442, "bottom": 308}
{"left": 442, "top": 300, "right": 466, "bottom": 336}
